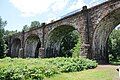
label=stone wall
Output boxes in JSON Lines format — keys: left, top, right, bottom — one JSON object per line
{"left": 9, "top": 0, "right": 120, "bottom": 63}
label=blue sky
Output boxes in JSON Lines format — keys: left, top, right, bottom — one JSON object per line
{"left": 0, "top": 0, "right": 106, "bottom": 31}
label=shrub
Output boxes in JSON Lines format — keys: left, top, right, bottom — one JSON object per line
{"left": 72, "top": 38, "right": 82, "bottom": 58}
{"left": 47, "top": 57, "right": 97, "bottom": 72}
{"left": 0, "top": 57, "right": 97, "bottom": 80}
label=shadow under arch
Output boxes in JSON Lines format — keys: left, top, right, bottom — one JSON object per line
{"left": 25, "top": 34, "right": 41, "bottom": 58}
{"left": 11, "top": 38, "right": 21, "bottom": 57}
{"left": 92, "top": 8, "right": 120, "bottom": 63}
{"left": 45, "top": 25, "right": 80, "bottom": 58}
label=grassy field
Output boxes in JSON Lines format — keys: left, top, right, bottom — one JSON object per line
{"left": 45, "top": 65, "right": 119, "bottom": 80}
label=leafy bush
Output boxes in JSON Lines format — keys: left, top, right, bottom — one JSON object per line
{"left": 48, "top": 57, "right": 97, "bottom": 72}
{"left": 72, "top": 38, "right": 82, "bottom": 58}
{"left": 0, "top": 58, "right": 59, "bottom": 80}
{"left": 109, "top": 59, "right": 120, "bottom": 65}
{"left": 0, "top": 57, "right": 97, "bottom": 80}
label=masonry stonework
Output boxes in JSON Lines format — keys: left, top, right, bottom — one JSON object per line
{"left": 8, "top": 0, "right": 120, "bottom": 64}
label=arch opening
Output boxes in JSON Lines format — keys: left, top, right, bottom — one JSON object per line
{"left": 59, "top": 31, "right": 79, "bottom": 57}
{"left": 25, "top": 34, "right": 41, "bottom": 58}
{"left": 45, "top": 25, "right": 80, "bottom": 58}
{"left": 107, "top": 24, "right": 120, "bottom": 63}
{"left": 92, "top": 8, "right": 120, "bottom": 63}
{"left": 11, "top": 38, "right": 21, "bottom": 57}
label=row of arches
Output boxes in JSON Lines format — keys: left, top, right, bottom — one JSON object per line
{"left": 11, "top": 25, "right": 81, "bottom": 58}
{"left": 10, "top": 7, "right": 120, "bottom": 63}
{"left": 11, "top": 35, "right": 41, "bottom": 58}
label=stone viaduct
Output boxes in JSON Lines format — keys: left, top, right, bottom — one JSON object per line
{"left": 7, "top": 0, "right": 120, "bottom": 63}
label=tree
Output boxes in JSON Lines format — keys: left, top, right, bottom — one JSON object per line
{"left": 108, "top": 30, "right": 120, "bottom": 60}
{"left": 22, "top": 25, "right": 29, "bottom": 31}
{"left": 4, "top": 30, "right": 17, "bottom": 36}
{"left": 72, "top": 38, "right": 82, "bottom": 58}
{"left": 59, "top": 31, "right": 79, "bottom": 57}
{"left": 30, "top": 21, "right": 40, "bottom": 30}
{"left": 0, "top": 16, "right": 7, "bottom": 57}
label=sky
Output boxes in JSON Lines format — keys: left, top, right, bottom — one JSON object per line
{"left": 0, "top": 0, "right": 107, "bottom": 31}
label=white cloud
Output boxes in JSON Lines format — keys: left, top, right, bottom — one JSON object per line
{"left": 68, "top": 0, "right": 106, "bottom": 11}
{"left": 9, "top": 0, "right": 106, "bottom": 19}
{"left": 88, "top": 0, "right": 107, "bottom": 8}
{"left": 68, "top": 0, "right": 86, "bottom": 11}
{"left": 9, "top": 0, "right": 69, "bottom": 17}
{"left": 46, "top": 17, "right": 58, "bottom": 23}
{"left": 51, "top": 0, "right": 69, "bottom": 13}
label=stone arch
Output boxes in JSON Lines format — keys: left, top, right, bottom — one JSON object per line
{"left": 45, "top": 25, "right": 81, "bottom": 57}
{"left": 92, "top": 8, "right": 120, "bottom": 63}
{"left": 25, "top": 34, "right": 41, "bottom": 58}
{"left": 11, "top": 38, "right": 21, "bottom": 57}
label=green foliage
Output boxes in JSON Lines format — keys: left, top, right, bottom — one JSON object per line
{"left": 0, "top": 57, "right": 97, "bottom": 80}
{"left": 109, "top": 59, "right": 120, "bottom": 65}
{"left": 108, "top": 30, "right": 120, "bottom": 60}
{"left": 22, "top": 25, "right": 29, "bottom": 31}
{"left": 48, "top": 57, "right": 97, "bottom": 72}
{"left": 0, "top": 58, "right": 59, "bottom": 80}
{"left": 0, "top": 17, "right": 7, "bottom": 58}
{"left": 72, "top": 37, "right": 82, "bottom": 58}
{"left": 30, "top": 21, "right": 41, "bottom": 30}
{"left": 3, "top": 30, "right": 17, "bottom": 52}
{"left": 45, "top": 66, "right": 117, "bottom": 80}
{"left": 0, "top": 17, "right": 7, "bottom": 29}
{"left": 60, "top": 31, "right": 79, "bottom": 57}
{"left": 4, "top": 30, "right": 17, "bottom": 36}
{"left": 22, "top": 21, "right": 45, "bottom": 31}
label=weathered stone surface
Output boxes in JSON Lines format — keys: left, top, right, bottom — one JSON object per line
{"left": 39, "top": 48, "right": 45, "bottom": 58}
{"left": 8, "top": 0, "right": 120, "bottom": 63}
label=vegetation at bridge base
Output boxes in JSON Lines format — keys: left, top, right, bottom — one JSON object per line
{"left": 45, "top": 65, "right": 117, "bottom": 80}
{"left": 0, "top": 57, "right": 97, "bottom": 80}
{"left": 72, "top": 37, "right": 82, "bottom": 58}
{"left": 108, "top": 29, "right": 120, "bottom": 64}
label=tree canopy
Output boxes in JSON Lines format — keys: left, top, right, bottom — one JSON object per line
{"left": 30, "top": 21, "right": 41, "bottom": 30}
{"left": 22, "top": 25, "right": 29, "bottom": 31}
{"left": 22, "top": 21, "right": 43, "bottom": 31}
{"left": 0, "top": 16, "right": 7, "bottom": 58}
{"left": 108, "top": 29, "right": 120, "bottom": 60}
